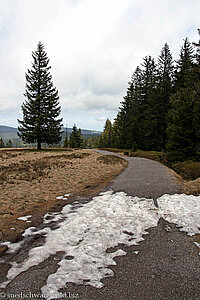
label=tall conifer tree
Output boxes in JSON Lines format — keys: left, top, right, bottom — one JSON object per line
{"left": 113, "top": 82, "right": 135, "bottom": 149}
{"left": 140, "top": 56, "right": 158, "bottom": 150}
{"left": 63, "top": 125, "right": 68, "bottom": 148}
{"left": 174, "top": 37, "right": 194, "bottom": 90}
{"left": 6, "top": 140, "right": 13, "bottom": 148}
{"left": 69, "top": 125, "right": 83, "bottom": 148}
{"left": 18, "top": 42, "right": 63, "bottom": 150}
{"left": 113, "top": 67, "right": 142, "bottom": 149}
{"left": 193, "top": 28, "right": 200, "bottom": 64}
{"left": 157, "top": 43, "right": 174, "bottom": 149}
{"left": 100, "top": 119, "right": 113, "bottom": 148}
{"left": 0, "top": 138, "right": 5, "bottom": 148}
{"left": 167, "top": 34, "right": 200, "bottom": 161}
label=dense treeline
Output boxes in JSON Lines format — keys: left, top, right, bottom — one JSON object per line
{"left": 0, "top": 138, "right": 13, "bottom": 148}
{"left": 99, "top": 29, "right": 200, "bottom": 162}
{"left": 63, "top": 124, "right": 101, "bottom": 149}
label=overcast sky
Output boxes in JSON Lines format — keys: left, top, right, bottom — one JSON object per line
{"left": 0, "top": 0, "right": 199, "bottom": 131}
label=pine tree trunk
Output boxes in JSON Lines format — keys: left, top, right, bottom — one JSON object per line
{"left": 37, "top": 139, "right": 41, "bottom": 150}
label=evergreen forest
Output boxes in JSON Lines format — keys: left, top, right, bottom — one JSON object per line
{"left": 99, "top": 29, "right": 200, "bottom": 162}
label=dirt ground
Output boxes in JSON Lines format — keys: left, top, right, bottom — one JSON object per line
{"left": 0, "top": 148, "right": 127, "bottom": 249}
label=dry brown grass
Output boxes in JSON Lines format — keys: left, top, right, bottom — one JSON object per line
{"left": 171, "top": 161, "right": 200, "bottom": 180}
{"left": 183, "top": 178, "right": 200, "bottom": 196}
{"left": 96, "top": 155, "right": 125, "bottom": 164}
{"left": 0, "top": 149, "right": 127, "bottom": 245}
{"left": 0, "top": 152, "right": 90, "bottom": 184}
{"left": 170, "top": 161, "right": 200, "bottom": 195}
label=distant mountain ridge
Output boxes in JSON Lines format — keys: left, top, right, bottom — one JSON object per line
{"left": 0, "top": 125, "right": 102, "bottom": 141}
{"left": 0, "top": 125, "right": 18, "bottom": 139}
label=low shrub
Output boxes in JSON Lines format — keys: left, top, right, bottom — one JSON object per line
{"left": 98, "top": 148, "right": 127, "bottom": 153}
{"left": 97, "top": 155, "right": 126, "bottom": 165}
{"left": 127, "top": 150, "right": 167, "bottom": 164}
{"left": 172, "top": 161, "right": 200, "bottom": 180}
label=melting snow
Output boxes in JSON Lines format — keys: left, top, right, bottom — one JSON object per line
{"left": 64, "top": 193, "right": 71, "bottom": 197}
{"left": 194, "top": 242, "right": 200, "bottom": 256}
{"left": 56, "top": 193, "right": 71, "bottom": 200}
{"left": 158, "top": 194, "right": 200, "bottom": 235}
{"left": 56, "top": 196, "right": 64, "bottom": 200}
{"left": 0, "top": 191, "right": 200, "bottom": 299}
{"left": 22, "top": 227, "right": 37, "bottom": 237}
{"left": 0, "top": 240, "right": 24, "bottom": 254}
{"left": 17, "top": 215, "right": 32, "bottom": 221}
{"left": 194, "top": 242, "right": 200, "bottom": 248}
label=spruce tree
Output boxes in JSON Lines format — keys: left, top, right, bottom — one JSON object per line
{"left": 0, "top": 138, "right": 5, "bottom": 148}
{"left": 101, "top": 119, "right": 113, "bottom": 148}
{"left": 157, "top": 43, "right": 174, "bottom": 149}
{"left": 174, "top": 37, "right": 194, "bottom": 91}
{"left": 166, "top": 89, "right": 196, "bottom": 161}
{"left": 113, "top": 58, "right": 158, "bottom": 151}
{"left": 63, "top": 126, "right": 68, "bottom": 148}
{"left": 113, "top": 81, "right": 136, "bottom": 149}
{"left": 112, "top": 32, "right": 199, "bottom": 157}
{"left": 193, "top": 28, "right": 200, "bottom": 64}
{"left": 18, "top": 42, "right": 63, "bottom": 150}
{"left": 78, "top": 128, "right": 84, "bottom": 148}
{"left": 113, "top": 66, "right": 143, "bottom": 150}
{"left": 69, "top": 125, "right": 83, "bottom": 148}
{"left": 190, "top": 29, "right": 200, "bottom": 159}
{"left": 167, "top": 33, "right": 200, "bottom": 161}
{"left": 98, "top": 135, "right": 104, "bottom": 148}
{"left": 6, "top": 139, "right": 13, "bottom": 148}
{"left": 140, "top": 56, "right": 158, "bottom": 150}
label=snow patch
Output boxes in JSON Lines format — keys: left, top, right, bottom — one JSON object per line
{"left": 158, "top": 194, "right": 200, "bottom": 235}
{"left": 1, "top": 192, "right": 200, "bottom": 299}
{"left": 22, "top": 227, "right": 37, "bottom": 237}
{"left": 194, "top": 242, "right": 200, "bottom": 248}
{"left": 17, "top": 215, "right": 32, "bottom": 221}
{"left": 194, "top": 242, "right": 200, "bottom": 256}
{"left": 56, "top": 196, "right": 64, "bottom": 200}
{"left": 0, "top": 241, "right": 24, "bottom": 254}
{"left": 56, "top": 194, "right": 71, "bottom": 200}
{"left": 64, "top": 193, "right": 71, "bottom": 197}
{"left": 0, "top": 191, "right": 159, "bottom": 296}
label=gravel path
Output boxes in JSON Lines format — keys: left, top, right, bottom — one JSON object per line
{"left": 1, "top": 150, "right": 200, "bottom": 300}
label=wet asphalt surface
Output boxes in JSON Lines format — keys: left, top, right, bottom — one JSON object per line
{"left": 97, "top": 150, "right": 182, "bottom": 203}
{"left": 1, "top": 150, "right": 200, "bottom": 300}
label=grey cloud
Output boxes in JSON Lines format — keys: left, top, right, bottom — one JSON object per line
{"left": 94, "top": 116, "right": 107, "bottom": 122}
{"left": 0, "top": 0, "right": 199, "bottom": 130}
